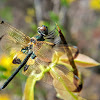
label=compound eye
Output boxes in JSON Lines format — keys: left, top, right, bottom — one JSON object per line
{"left": 37, "top": 25, "right": 48, "bottom": 36}
{"left": 41, "top": 25, "right": 48, "bottom": 30}
{"left": 41, "top": 26, "right": 46, "bottom": 31}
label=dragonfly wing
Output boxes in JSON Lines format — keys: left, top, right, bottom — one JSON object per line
{"left": 33, "top": 41, "right": 55, "bottom": 62}
{"left": 0, "top": 34, "right": 21, "bottom": 54}
{"left": 0, "top": 21, "right": 30, "bottom": 53}
{"left": 50, "top": 45, "right": 79, "bottom": 61}
{"left": 22, "top": 57, "right": 50, "bottom": 76}
{"left": 49, "top": 64, "right": 82, "bottom": 92}
{"left": 33, "top": 42, "right": 79, "bottom": 63}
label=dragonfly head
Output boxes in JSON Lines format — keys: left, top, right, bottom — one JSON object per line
{"left": 37, "top": 25, "right": 48, "bottom": 36}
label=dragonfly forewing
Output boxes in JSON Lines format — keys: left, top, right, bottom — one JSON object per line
{"left": 0, "top": 21, "right": 30, "bottom": 52}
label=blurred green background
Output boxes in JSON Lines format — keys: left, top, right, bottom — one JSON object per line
{"left": 0, "top": 0, "right": 100, "bottom": 100}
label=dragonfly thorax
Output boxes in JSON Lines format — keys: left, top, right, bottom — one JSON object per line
{"left": 21, "top": 43, "right": 36, "bottom": 59}
{"left": 21, "top": 40, "right": 34, "bottom": 54}
{"left": 21, "top": 37, "right": 37, "bottom": 59}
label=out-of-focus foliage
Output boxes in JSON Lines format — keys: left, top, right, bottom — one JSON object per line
{"left": 0, "top": 54, "right": 13, "bottom": 79}
{"left": 61, "top": 0, "right": 75, "bottom": 6}
{"left": 0, "top": 48, "right": 19, "bottom": 79}
{"left": 0, "top": 7, "right": 13, "bottom": 22}
{"left": 67, "top": 0, "right": 75, "bottom": 3}
{"left": 90, "top": 0, "right": 100, "bottom": 10}
{"left": 25, "top": 8, "right": 35, "bottom": 24}
{"left": 0, "top": 94, "right": 10, "bottom": 100}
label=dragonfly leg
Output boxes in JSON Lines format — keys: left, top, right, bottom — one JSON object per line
{"left": 24, "top": 64, "right": 29, "bottom": 72}
{"left": 0, "top": 51, "right": 33, "bottom": 90}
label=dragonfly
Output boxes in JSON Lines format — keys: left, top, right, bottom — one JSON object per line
{"left": 0, "top": 20, "right": 82, "bottom": 92}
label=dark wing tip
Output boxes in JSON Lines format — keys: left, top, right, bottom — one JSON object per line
{"left": 12, "top": 57, "right": 21, "bottom": 64}
{"left": 0, "top": 21, "right": 4, "bottom": 24}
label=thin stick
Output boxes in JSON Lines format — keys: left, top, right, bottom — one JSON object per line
{"left": 56, "top": 24, "right": 82, "bottom": 92}
{"left": 56, "top": 24, "right": 78, "bottom": 76}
